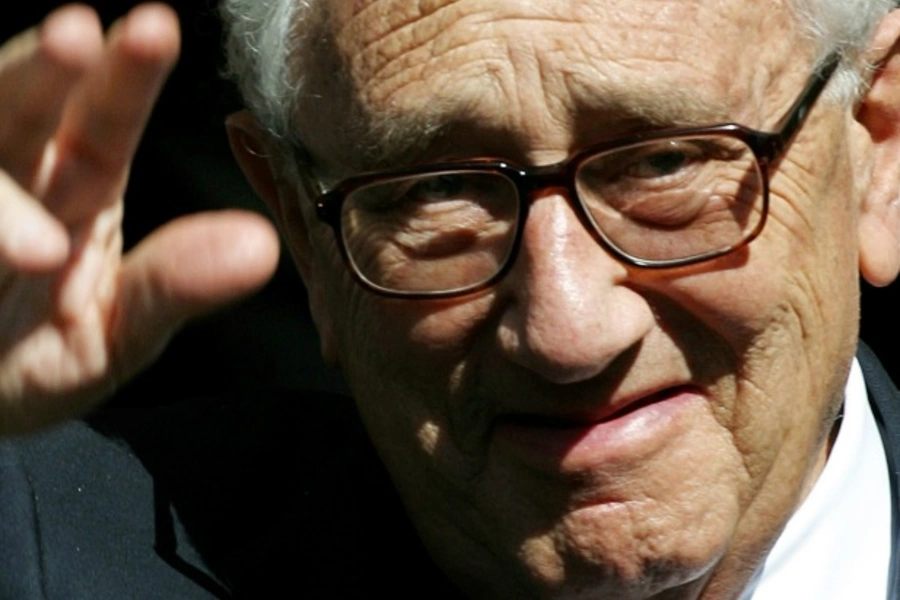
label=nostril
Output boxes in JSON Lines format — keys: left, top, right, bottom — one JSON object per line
{"left": 496, "top": 286, "right": 654, "bottom": 385}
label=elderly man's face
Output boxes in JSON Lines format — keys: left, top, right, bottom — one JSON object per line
{"left": 279, "top": 0, "right": 876, "bottom": 597}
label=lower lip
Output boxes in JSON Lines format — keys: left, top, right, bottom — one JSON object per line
{"left": 491, "top": 388, "right": 702, "bottom": 472}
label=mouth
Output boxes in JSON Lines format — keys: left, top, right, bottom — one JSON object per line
{"left": 500, "top": 387, "right": 689, "bottom": 427}
{"left": 490, "top": 385, "right": 703, "bottom": 472}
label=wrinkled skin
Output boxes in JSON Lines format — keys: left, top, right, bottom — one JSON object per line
{"left": 231, "top": 1, "right": 900, "bottom": 598}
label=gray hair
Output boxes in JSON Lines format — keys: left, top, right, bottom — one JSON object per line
{"left": 220, "top": 0, "right": 896, "bottom": 145}
{"left": 792, "top": 0, "right": 896, "bottom": 100}
{"left": 220, "top": 0, "right": 311, "bottom": 146}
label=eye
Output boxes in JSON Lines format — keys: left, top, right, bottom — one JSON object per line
{"left": 345, "top": 174, "right": 475, "bottom": 213}
{"left": 627, "top": 149, "right": 692, "bottom": 178}
{"left": 577, "top": 140, "right": 712, "bottom": 190}
{"left": 405, "top": 174, "right": 471, "bottom": 202}
{"left": 618, "top": 140, "right": 714, "bottom": 181}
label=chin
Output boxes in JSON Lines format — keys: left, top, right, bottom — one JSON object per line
{"left": 523, "top": 510, "right": 725, "bottom": 600}
{"left": 422, "top": 487, "right": 741, "bottom": 600}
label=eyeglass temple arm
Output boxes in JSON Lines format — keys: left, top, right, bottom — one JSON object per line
{"left": 761, "top": 52, "right": 842, "bottom": 163}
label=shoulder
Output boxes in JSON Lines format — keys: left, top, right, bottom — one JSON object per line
{"left": 0, "top": 391, "right": 453, "bottom": 598}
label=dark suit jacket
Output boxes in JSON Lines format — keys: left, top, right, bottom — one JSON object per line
{"left": 0, "top": 391, "right": 458, "bottom": 599}
{"left": 860, "top": 343, "right": 900, "bottom": 599}
{"left": 0, "top": 345, "right": 898, "bottom": 599}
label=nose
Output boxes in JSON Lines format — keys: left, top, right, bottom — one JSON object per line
{"left": 496, "top": 192, "right": 655, "bottom": 384}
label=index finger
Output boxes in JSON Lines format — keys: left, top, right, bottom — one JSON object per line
{"left": 0, "top": 5, "right": 103, "bottom": 190}
{"left": 44, "top": 3, "right": 180, "bottom": 224}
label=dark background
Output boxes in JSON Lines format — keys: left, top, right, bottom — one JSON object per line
{"left": 4, "top": 1, "right": 899, "bottom": 404}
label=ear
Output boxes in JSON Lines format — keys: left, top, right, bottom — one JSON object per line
{"left": 226, "top": 110, "right": 340, "bottom": 366}
{"left": 857, "top": 10, "right": 900, "bottom": 287}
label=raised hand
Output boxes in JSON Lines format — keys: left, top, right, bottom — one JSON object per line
{"left": 0, "top": 4, "right": 280, "bottom": 434}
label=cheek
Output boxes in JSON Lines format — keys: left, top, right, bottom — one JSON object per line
{"left": 661, "top": 121, "right": 860, "bottom": 387}
{"left": 319, "top": 229, "right": 497, "bottom": 444}
{"left": 647, "top": 158, "right": 860, "bottom": 496}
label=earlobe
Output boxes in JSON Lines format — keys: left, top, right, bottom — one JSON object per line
{"left": 859, "top": 213, "right": 900, "bottom": 286}
{"left": 856, "top": 10, "right": 900, "bottom": 286}
{"left": 226, "top": 110, "right": 341, "bottom": 367}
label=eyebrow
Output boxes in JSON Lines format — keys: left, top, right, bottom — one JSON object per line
{"left": 293, "top": 100, "right": 448, "bottom": 185}
{"left": 576, "top": 83, "right": 739, "bottom": 131}
{"left": 307, "top": 75, "right": 741, "bottom": 181}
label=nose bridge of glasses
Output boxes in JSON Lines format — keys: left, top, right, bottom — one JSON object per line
{"left": 513, "top": 161, "right": 611, "bottom": 252}
{"left": 518, "top": 160, "right": 573, "bottom": 194}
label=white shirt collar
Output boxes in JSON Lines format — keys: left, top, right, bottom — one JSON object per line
{"left": 744, "top": 358, "right": 892, "bottom": 600}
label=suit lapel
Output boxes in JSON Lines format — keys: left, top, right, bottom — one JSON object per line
{"left": 858, "top": 343, "right": 900, "bottom": 600}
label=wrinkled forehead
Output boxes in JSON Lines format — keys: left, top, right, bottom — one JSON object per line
{"left": 297, "top": 0, "right": 809, "bottom": 173}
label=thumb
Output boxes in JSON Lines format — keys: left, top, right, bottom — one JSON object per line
{"left": 109, "top": 209, "right": 280, "bottom": 381}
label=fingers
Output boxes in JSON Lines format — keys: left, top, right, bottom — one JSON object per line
{"left": 0, "top": 5, "right": 102, "bottom": 190}
{"left": 0, "top": 3, "right": 182, "bottom": 314}
{"left": 0, "top": 171, "right": 68, "bottom": 272}
{"left": 110, "top": 211, "right": 281, "bottom": 379}
{"left": 0, "top": 5, "right": 218, "bottom": 434}
{"left": 0, "top": 4, "right": 179, "bottom": 229}
{"left": 46, "top": 3, "right": 181, "bottom": 223}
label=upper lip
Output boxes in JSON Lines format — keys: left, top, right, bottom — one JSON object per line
{"left": 491, "top": 382, "right": 700, "bottom": 429}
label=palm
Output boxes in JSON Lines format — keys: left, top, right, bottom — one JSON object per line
{"left": 0, "top": 4, "right": 279, "bottom": 434}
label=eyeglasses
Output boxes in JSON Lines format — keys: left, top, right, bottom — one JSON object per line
{"left": 311, "top": 53, "right": 840, "bottom": 298}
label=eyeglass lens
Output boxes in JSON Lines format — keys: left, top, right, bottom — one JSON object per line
{"left": 576, "top": 135, "right": 765, "bottom": 263}
{"left": 341, "top": 171, "right": 520, "bottom": 294}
